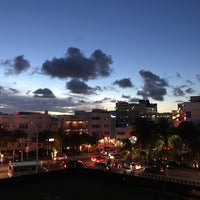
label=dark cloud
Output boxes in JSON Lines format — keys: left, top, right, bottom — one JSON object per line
{"left": 33, "top": 88, "right": 55, "bottom": 98}
{"left": 66, "top": 79, "right": 96, "bottom": 95}
{"left": 175, "top": 100, "right": 184, "bottom": 103}
{"left": 129, "top": 97, "right": 140, "bottom": 102}
{"left": 172, "top": 87, "right": 185, "bottom": 97}
{"left": 42, "top": 47, "right": 113, "bottom": 81}
{"left": 2, "top": 55, "right": 30, "bottom": 75}
{"left": 186, "top": 79, "right": 194, "bottom": 85}
{"left": 179, "top": 84, "right": 187, "bottom": 89}
{"left": 26, "top": 90, "right": 31, "bottom": 95}
{"left": 122, "top": 94, "right": 130, "bottom": 99}
{"left": 94, "top": 100, "right": 103, "bottom": 104}
{"left": 9, "top": 88, "right": 20, "bottom": 94}
{"left": 102, "top": 97, "right": 111, "bottom": 101}
{"left": 196, "top": 74, "right": 200, "bottom": 82}
{"left": 185, "top": 87, "right": 195, "bottom": 94}
{"left": 176, "top": 73, "right": 181, "bottom": 78}
{"left": 137, "top": 70, "right": 168, "bottom": 101}
{"left": 78, "top": 100, "right": 86, "bottom": 103}
{"left": 113, "top": 78, "right": 133, "bottom": 88}
{"left": 95, "top": 86, "right": 103, "bottom": 91}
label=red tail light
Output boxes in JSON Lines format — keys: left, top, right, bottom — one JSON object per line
{"left": 160, "top": 167, "right": 164, "bottom": 172}
{"left": 91, "top": 157, "right": 96, "bottom": 162}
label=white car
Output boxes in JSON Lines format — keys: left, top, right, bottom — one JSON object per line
{"left": 53, "top": 153, "right": 67, "bottom": 161}
{"left": 130, "top": 162, "right": 142, "bottom": 170}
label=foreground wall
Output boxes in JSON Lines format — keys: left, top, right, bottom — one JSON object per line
{"left": 0, "top": 168, "right": 200, "bottom": 199}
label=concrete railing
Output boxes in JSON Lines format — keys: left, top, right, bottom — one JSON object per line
{"left": 0, "top": 167, "right": 200, "bottom": 198}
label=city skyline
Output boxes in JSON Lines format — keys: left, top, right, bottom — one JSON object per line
{"left": 0, "top": 0, "right": 200, "bottom": 115}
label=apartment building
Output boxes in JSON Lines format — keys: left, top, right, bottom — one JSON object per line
{"left": 178, "top": 96, "right": 200, "bottom": 125}
{"left": 86, "top": 109, "right": 111, "bottom": 139}
{"left": 58, "top": 111, "right": 88, "bottom": 135}
{"left": 0, "top": 110, "right": 52, "bottom": 152}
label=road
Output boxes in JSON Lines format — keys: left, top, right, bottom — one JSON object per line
{"left": 0, "top": 164, "right": 8, "bottom": 179}
{"left": 1, "top": 153, "right": 200, "bottom": 183}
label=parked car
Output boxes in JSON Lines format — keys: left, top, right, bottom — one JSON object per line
{"left": 143, "top": 165, "right": 167, "bottom": 176}
{"left": 59, "top": 160, "right": 84, "bottom": 169}
{"left": 94, "top": 162, "right": 110, "bottom": 171}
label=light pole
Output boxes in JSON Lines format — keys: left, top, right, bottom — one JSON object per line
{"left": 30, "top": 122, "right": 39, "bottom": 173}
{"left": 36, "top": 128, "right": 38, "bottom": 173}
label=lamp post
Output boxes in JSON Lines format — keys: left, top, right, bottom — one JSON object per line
{"left": 36, "top": 128, "right": 38, "bottom": 173}
{"left": 30, "top": 122, "right": 39, "bottom": 173}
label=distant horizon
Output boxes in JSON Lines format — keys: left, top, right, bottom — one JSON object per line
{"left": 0, "top": 97, "right": 189, "bottom": 116}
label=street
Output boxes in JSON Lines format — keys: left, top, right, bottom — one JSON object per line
{"left": 1, "top": 153, "right": 200, "bottom": 184}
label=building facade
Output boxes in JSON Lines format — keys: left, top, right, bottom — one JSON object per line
{"left": 115, "top": 100, "right": 157, "bottom": 127}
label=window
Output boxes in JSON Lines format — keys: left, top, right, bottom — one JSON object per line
{"left": 92, "top": 124, "right": 101, "bottom": 128}
{"left": 19, "top": 124, "right": 28, "bottom": 129}
{"left": 92, "top": 117, "right": 101, "bottom": 120}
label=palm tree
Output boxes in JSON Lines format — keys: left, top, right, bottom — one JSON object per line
{"left": 131, "top": 117, "right": 157, "bottom": 165}
{"left": 120, "top": 138, "right": 137, "bottom": 163}
{"left": 154, "top": 118, "right": 181, "bottom": 162}
{"left": 131, "top": 118, "right": 156, "bottom": 149}
{"left": 0, "top": 128, "right": 27, "bottom": 161}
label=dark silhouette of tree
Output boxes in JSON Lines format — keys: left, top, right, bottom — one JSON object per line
{"left": 63, "top": 132, "right": 97, "bottom": 154}
{"left": 132, "top": 117, "right": 156, "bottom": 149}
{"left": 178, "top": 121, "right": 196, "bottom": 144}
{"left": 120, "top": 138, "right": 135, "bottom": 163}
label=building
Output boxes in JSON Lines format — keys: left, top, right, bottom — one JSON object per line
{"left": 115, "top": 100, "right": 157, "bottom": 127}
{"left": 60, "top": 111, "right": 88, "bottom": 135}
{"left": 0, "top": 111, "right": 53, "bottom": 153}
{"left": 115, "top": 125, "right": 133, "bottom": 142}
{"left": 86, "top": 109, "right": 111, "bottom": 139}
{"left": 178, "top": 96, "right": 200, "bottom": 125}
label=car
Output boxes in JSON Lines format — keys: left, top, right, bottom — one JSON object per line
{"left": 130, "top": 162, "right": 142, "bottom": 170}
{"left": 121, "top": 166, "right": 132, "bottom": 174}
{"left": 90, "top": 156, "right": 107, "bottom": 163}
{"left": 59, "top": 160, "right": 84, "bottom": 169}
{"left": 94, "top": 162, "right": 110, "bottom": 171}
{"left": 143, "top": 165, "right": 167, "bottom": 176}
{"left": 53, "top": 153, "right": 67, "bottom": 161}
{"left": 121, "top": 162, "right": 142, "bottom": 174}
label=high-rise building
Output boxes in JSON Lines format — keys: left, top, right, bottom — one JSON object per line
{"left": 115, "top": 100, "right": 157, "bottom": 127}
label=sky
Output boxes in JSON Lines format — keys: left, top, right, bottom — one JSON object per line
{"left": 0, "top": 0, "right": 200, "bottom": 115}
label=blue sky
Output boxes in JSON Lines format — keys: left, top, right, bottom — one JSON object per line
{"left": 0, "top": 0, "right": 200, "bottom": 115}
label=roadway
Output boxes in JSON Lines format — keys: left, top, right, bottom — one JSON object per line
{"left": 1, "top": 153, "right": 200, "bottom": 183}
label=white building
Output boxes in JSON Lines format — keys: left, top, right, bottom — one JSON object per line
{"left": 177, "top": 96, "right": 200, "bottom": 125}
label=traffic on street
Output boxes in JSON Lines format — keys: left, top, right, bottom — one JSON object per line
{"left": 1, "top": 152, "right": 200, "bottom": 184}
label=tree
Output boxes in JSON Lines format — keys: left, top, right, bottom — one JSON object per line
{"left": 120, "top": 138, "right": 138, "bottom": 163}
{"left": 63, "top": 132, "right": 98, "bottom": 154}
{"left": 0, "top": 128, "right": 27, "bottom": 161}
{"left": 178, "top": 121, "right": 196, "bottom": 145}
{"left": 132, "top": 118, "right": 156, "bottom": 149}
{"left": 156, "top": 118, "right": 182, "bottom": 160}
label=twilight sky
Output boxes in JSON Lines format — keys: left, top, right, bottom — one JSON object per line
{"left": 0, "top": 0, "right": 200, "bottom": 115}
